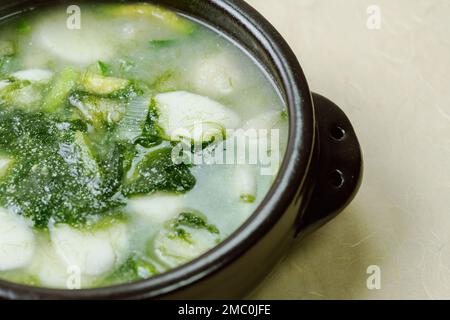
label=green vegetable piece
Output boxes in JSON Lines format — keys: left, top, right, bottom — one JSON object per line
{"left": 72, "top": 131, "right": 101, "bottom": 178}
{"left": 98, "top": 142, "right": 135, "bottom": 198}
{"left": 42, "top": 67, "right": 79, "bottom": 112}
{"left": 100, "top": 255, "right": 157, "bottom": 285}
{"left": 16, "top": 19, "right": 31, "bottom": 33}
{"left": 172, "top": 211, "right": 219, "bottom": 236}
{"left": 240, "top": 194, "right": 256, "bottom": 203}
{"left": 96, "top": 61, "right": 109, "bottom": 76}
{"left": 134, "top": 99, "right": 163, "bottom": 148}
{"left": 0, "top": 110, "right": 124, "bottom": 228}
{"left": 81, "top": 72, "right": 130, "bottom": 95}
{"left": 0, "top": 79, "right": 46, "bottom": 110}
{"left": 69, "top": 93, "right": 126, "bottom": 127}
{"left": 123, "top": 147, "right": 196, "bottom": 197}
{"left": 149, "top": 40, "right": 176, "bottom": 48}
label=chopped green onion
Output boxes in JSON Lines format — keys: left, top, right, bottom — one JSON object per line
{"left": 42, "top": 66, "right": 79, "bottom": 112}
{"left": 96, "top": 61, "right": 110, "bottom": 76}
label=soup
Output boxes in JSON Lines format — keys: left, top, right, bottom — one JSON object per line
{"left": 0, "top": 2, "right": 288, "bottom": 288}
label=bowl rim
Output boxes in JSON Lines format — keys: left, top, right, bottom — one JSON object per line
{"left": 0, "top": 0, "right": 315, "bottom": 299}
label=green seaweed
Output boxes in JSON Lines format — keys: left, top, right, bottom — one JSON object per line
{"left": 123, "top": 147, "right": 196, "bottom": 197}
{"left": 99, "top": 255, "right": 158, "bottom": 285}
{"left": 170, "top": 212, "right": 219, "bottom": 242}
{"left": 163, "top": 211, "right": 220, "bottom": 246}
{"left": 0, "top": 110, "right": 124, "bottom": 228}
{"left": 134, "top": 99, "right": 163, "bottom": 147}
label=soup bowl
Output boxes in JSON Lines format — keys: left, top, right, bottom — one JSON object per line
{"left": 0, "top": 0, "right": 363, "bottom": 299}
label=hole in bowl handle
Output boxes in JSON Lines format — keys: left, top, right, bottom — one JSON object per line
{"left": 296, "top": 93, "right": 363, "bottom": 237}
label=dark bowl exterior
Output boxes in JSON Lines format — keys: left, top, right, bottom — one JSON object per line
{"left": 0, "top": 0, "right": 361, "bottom": 299}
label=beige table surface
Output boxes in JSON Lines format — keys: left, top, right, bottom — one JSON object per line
{"left": 245, "top": 0, "right": 450, "bottom": 300}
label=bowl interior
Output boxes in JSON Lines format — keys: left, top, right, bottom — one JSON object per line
{"left": 0, "top": 0, "right": 314, "bottom": 299}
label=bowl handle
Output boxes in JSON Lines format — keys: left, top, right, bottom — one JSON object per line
{"left": 296, "top": 93, "right": 363, "bottom": 237}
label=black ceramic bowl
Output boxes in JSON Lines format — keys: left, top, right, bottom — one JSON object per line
{"left": 0, "top": 0, "right": 363, "bottom": 299}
